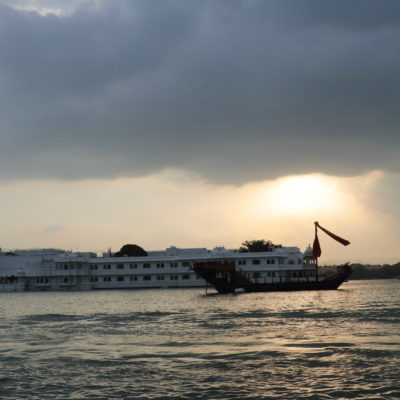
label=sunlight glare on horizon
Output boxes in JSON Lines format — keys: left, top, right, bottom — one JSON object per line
{"left": 262, "top": 175, "right": 341, "bottom": 216}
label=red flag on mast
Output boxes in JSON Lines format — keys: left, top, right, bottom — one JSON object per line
{"left": 315, "top": 222, "right": 350, "bottom": 246}
{"left": 313, "top": 222, "right": 321, "bottom": 257}
{"left": 313, "top": 233, "right": 322, "bottom": 258}
{"left": 313, "top": 222, "right": 350, "bottom": 258}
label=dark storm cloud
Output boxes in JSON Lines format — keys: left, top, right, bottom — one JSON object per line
{"left": 0, "top": 0, "right": 399, "bottom": 183}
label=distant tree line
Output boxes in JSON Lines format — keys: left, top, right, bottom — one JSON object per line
{"left": 346, "top": 263, "right": 400, "bottom": 280}
{"left": 322, "top": 263, "right": 400, "bottom": 280}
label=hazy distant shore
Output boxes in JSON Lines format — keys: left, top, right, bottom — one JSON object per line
{"left": 320, "top": 263, "right": 400, "bottom": 280}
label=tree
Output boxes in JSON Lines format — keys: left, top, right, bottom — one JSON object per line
{"left": 239, "top": 239, "right": 274, "bottom": 253}
{"left": 114, "top": 244, "right": 148, "bottom": 257}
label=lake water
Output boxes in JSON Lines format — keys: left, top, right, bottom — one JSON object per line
{"left": 0, "top": 280, "right": 399, "bottom": 399}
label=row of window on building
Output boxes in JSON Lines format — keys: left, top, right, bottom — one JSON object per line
{"left": 56, "top": 263, "right": 85, "bottom": 270}
{"left": 36, "top": 277, "right": 49, "bottom": 284}
{"left": 0, "top": 275, "right": 18, "bottom": 284}
{"left": 89, "top": 273, "right": 196, "bottom": 282}
{"left": 36, "top": 277, "right": 78, "bottom": 285}
{"left": 57, "top": 259, "right": 303, "bottom": 271}
{"left": 35, "top": 274, "right": 198, "bottom": 285}
{"left": 90, "top": 261, "right": 191, "bottom": 270}
{"left": 237, "top": 258, "right": 301, "bottom": 266}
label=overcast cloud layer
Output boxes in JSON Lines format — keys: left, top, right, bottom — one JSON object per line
{"left": 1, "top": 0, "right": 399, "bottom": 184}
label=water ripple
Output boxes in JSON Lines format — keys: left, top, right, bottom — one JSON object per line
{"left": 0, "top": 281, "right": 399, "bottom": 399}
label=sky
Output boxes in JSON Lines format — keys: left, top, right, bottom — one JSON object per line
{"left": 0, "top": 0, "right": 399, "bottom": 264}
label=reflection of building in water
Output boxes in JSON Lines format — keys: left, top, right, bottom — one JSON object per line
{"left": 0, "top": 244, "right": 315, "bottom": 292}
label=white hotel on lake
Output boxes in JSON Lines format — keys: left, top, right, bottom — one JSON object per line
{"left": 0, "top": 244, "right": 317, "bottom": 292}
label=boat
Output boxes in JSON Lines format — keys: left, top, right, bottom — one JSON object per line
{"left": 192, "top": 261, "right": 352, "bottom": 294}
{"left": 192, "top": 222, "right": 352, "bottom": 294}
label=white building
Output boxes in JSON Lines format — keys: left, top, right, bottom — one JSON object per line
{"left": 0, "top": 245, "right": 316, "bottom": 292}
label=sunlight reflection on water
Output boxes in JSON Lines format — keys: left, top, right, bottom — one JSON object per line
{"left": 0, "top": 280, "right": 399, "bottom": 399}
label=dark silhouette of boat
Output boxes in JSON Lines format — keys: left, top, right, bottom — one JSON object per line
{"left": 193, "top": 222, "right": 352, "bottom": 294}
{"left": 193, "top": 261, "right": 352, "bottom": 294}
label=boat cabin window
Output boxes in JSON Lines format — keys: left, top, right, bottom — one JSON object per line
{"left": 252, "top": 259, "right": 260, "bottom": 265}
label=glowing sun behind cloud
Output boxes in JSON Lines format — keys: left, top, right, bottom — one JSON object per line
{"left": 263, "top": 175, "right": 342, "bottom": 216}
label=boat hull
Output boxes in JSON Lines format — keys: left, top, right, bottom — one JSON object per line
{"left": 193, "top": 262, "right": 352, "bottom": 294}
